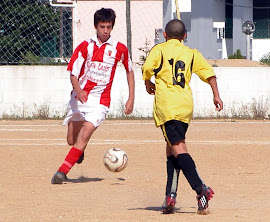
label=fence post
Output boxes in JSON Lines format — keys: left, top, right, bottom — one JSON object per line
{"left": 126, "top": 0, "right": 132, "bottom": 59}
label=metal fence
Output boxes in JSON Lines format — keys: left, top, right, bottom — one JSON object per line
{"left": 0, "top": 0, "right": 163, "bottom": 65}
{"left": 253, "top": 25, "right": 270, "bottom": 39}
{"left": 1, "top": 0, "right": 72, "bottom": 65}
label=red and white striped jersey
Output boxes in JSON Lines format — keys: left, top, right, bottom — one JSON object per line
{"left": 67, "top": 35, "right": 132, "bottom": 108}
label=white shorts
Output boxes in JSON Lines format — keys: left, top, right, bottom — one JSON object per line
{"left": 63, "top": 99, "right": 109, "bottom": 127}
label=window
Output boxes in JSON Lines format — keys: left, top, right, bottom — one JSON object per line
{"left": 225, "top": 0, "right": 233, "bottom": 38}
{"left": 253, "top": 0, "right": 270, "bottom": 39}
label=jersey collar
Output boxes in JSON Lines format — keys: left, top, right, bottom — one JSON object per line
{"left": 167, "top": 39, "right": 183, "bottom": 45}
{"left": 91, "top": 35, "right": 113, "bottom": 47}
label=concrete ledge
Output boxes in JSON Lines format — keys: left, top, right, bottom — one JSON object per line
{"left": 0, "top": 65, "right": 269, "bottom": 118}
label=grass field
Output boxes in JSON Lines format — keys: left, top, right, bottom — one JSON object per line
{"left": 0, "top": 119, "right": 269, "bottom": 221}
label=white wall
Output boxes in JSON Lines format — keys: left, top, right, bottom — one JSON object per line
{"left": 191, "top": 67, "right": 270, "bottom": 118}
{"left": 0, "top": 66, "right": 270, "bottom": 118}
{"left": 252, "top": 39, "right": 270, "bottom": 61}
{"left": 0, "top": 66, "right": 71, "bottom": 118}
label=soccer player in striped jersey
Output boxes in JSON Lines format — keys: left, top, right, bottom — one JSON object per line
{"left": 51, "top": 8, "right": 135, "bottom": 184}
{"left": 142, "top": 19, "right": 223, "bottom": 214}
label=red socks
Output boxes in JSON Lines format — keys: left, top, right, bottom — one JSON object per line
{"left": 58, "top": 147, "right": 83, "bottom": 175}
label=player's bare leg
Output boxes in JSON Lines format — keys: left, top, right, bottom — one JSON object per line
{"left": 51, "top": 121, "right": 97, "bottom": 184}
{"left": 73, "top": 121, "right": 97, "bottom": 151}
{"left": 67, "top": 121, "right": 85, "bottom": 163}
{"left": 171, "top": 140, "right": 214, "bottom": 214}
{"left": 67, "top": 121, "right": 84, "bottom": 146}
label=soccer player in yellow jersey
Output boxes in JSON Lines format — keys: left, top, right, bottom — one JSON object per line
{"left": 142, "top": 19, "right": 223, "bottom": 214}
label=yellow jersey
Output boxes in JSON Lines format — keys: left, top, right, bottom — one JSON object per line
{"left": 142, "top": 39, "right": 215, "bottom": 126}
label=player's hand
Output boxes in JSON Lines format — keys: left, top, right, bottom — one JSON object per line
{"left": 76, "top": 89, "right": 88, "bottom": 103}
{"left": 214, "top": 96, "right": 223, "bottom": 111}
{"left": 124, "top": 98, "right": 134, "bottom": 115}
{"left": 145, "top": 80, "right": 155, "bottom": 95}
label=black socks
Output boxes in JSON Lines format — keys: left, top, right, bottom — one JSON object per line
{"left": 176, "top": 153, "right": 203, "bottom": 195}
{"left": 166, "top": 155, "right": 180, "bottom": 196}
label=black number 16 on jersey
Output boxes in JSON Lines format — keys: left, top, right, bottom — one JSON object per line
{"left": 168, "top": 58, "right": 185, "bottom": 88}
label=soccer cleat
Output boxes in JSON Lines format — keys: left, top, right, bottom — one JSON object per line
{"left": 77, "top": 152, "right": 84, "bottom": 164}
{"left": 161, "top": 192, "right": 177, "bottom": 214}
{"left": 51, "top": 171, "right": 67, "bottom": 184}
{"left": 197, "top": 184, "right": 214, "bottom": 214}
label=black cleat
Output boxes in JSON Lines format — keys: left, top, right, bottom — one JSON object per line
{"left": 197, "top": 184, "right": 214, "bottom": 215}
{"left": 51, "top": 171, "right": 67, "bottom": 184}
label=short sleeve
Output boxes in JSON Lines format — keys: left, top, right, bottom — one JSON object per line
{"left": 142, "top": 45, "right": 161, "bottom": 80}
{"left": 67, "top": 41, "right": 88, "bottom": 77}
{"left": 192, "top": 49, "right": 215, "bottom": 83}
{"left": 119, "top": 43, "right": 132, "bottom": 72}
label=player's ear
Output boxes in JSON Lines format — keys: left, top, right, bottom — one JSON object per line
{"left": 163, "top": 31, "right": 167, "bottom": 39}
{"left": 183, "top": 32, "right": 187, "bottom": 40}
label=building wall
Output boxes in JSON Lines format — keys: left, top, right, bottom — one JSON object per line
{"left": 232, "top": 0, "right": 253, "bottom": 57}
{"left": 225, "top": 38, "right": 233, "bottom": 57}
{"left": 0, "top": 66, "right": 269, "bottom": 118}
{"left": 186, "top": 0, "right": 224, "bottom": 59}
{"left": 162, "top": 0, "right": 263, "bottom": 59}
{"left": 63, "top": 0, "right": 267, "bottom": 61}
{"left": 162, "top": 0, "right": 227, "bottom": 59}
{"left": 69, "top": 0, "right": 269, "bottom": 61}
{"left": 188, "top": 0, "right": 253, "bottom": 59}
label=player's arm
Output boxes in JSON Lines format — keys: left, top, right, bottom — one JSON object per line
{"left": 70, "top": 74, "right": 87, "bottom": 103}
{"left": 207, "top": 76, "right": 223, "bottom": 111}
{"left": 67, "top": 41, "right": 88, "bottom": 103}
{"left": 192, "top": 50, "right": 216, "bottom": 83}
{"left": 121, "top": 45, "right": 135, "bottom": 115}
{"left": 142, "top": 46, "right": 160, "bottom": 95}
{"left": 145, "top": 80, "right": 155, "bottom": 95}
{"left": 192, "top": 50, "right": 223, "bottom": 111}
{"left": 124, "top": 69, "right": 135, "bottom": 114}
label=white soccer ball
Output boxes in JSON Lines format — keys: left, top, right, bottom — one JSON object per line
{"left": 103, "top": 148, "right": 128, "bottom": 172}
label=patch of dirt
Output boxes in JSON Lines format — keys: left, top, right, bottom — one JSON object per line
{"left": 207, "top": 59, "right": 269, "bottom": 67}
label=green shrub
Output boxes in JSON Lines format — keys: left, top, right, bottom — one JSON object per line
{"left": 260, "top": 52, "right": 270, "bottom": 66}
{"left": 228, "top": 49, "right": 243, "bottom": 59}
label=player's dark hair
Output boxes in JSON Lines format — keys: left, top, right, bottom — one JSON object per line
{"left": 165, "top": 19, "right": 187, "bottom": 40}
{"left": 94, "top": 8, "right": 116, "bottom": 28}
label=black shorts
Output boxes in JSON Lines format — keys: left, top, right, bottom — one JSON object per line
{"left": 161, "top": 120, "right": 189, "bottom": 146}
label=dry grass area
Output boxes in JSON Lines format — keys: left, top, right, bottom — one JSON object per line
{"left": 207, "top": 59, "right": 269, "bottom": 67}
{"left": 1, "top": 119, "right": 270, "bottom": 221}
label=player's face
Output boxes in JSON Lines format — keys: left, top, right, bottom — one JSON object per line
{"left": 96, "top": 21, "right": 113, "bottom": 44}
